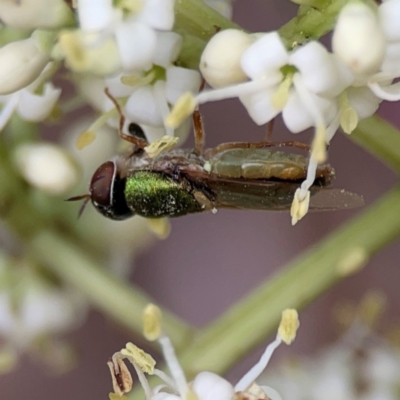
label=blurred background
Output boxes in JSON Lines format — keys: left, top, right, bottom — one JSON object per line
{"left": 1, "top": 0, "right": 399, "bottom": 399}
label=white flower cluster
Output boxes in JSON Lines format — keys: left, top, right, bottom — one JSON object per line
{"left": 0, "top": 0, "right": 202, "bottom": 193}
{"left": 108, "top": 305, "right": 300, "bottom": 400}
{"left": 168, "top": 1, "right": 400, "bottom": 224}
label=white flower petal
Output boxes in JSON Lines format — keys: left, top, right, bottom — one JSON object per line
{"left": 106, "top": 74, "right": 136, "bottom": 97}
{"left": 166, "top": 66, "right": 201, "bottom": 104}
{"left": 379, "top": 0, "right": 400, "bottom": 42}
{"left": 347, "top": 86, "right": 382, "bottom": 119}
{"left": 282, "top": 90, "right": 335, "bottom": 133}
{"left": 78, "top": 0, "right": 116, "bottom": 31}
{"left": 192, "top": 372, "right": 235, "bottom": 400}
{"left": 115, "top": 22, "right": 157, "bottom": 71}
{"left": 153, "top": 31, "right": 182, "bottom": 68}
{"left": 125, "top": 86, "right": 163, "bottom": 126}
{"left": 239, "top": 87, "right": 280, "bottom": 125}
{"left": 139, "top": 0, "right": 175, "bottom": 30}
{"left": 381, "top": 42, "right": 400, "bottom": 74}
{"left": 290, "top": 42, "right": 343, "bottom": 96}
{"left": 241, "top": 32, "right": 289, "bottom": 80}
{"left": 368, "top": 80, "right": 400, "bottom": 101}
{"left": 17, "top": 83, "right": 61, "bottom": 122}
{"left": 259, "top": 385, "right": 283, "bottom": 400}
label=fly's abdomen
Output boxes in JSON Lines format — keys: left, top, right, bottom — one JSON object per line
{"left": 208, "top": 149, "right": 331, "bottom": 181}
{"left": 124, "top": 171, "right": 203, "bottom": 218}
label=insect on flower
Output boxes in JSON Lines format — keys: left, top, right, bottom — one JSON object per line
{"left": 68, "top": 89, "right": 364, "bottom": 220}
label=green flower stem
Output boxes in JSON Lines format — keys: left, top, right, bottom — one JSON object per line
{"left": 279, "top": 0, "right": 348, "bottom": 48}
{"left": 351, "top": 116, "right": 400, "bottom": 174}
{"left": 29, "top": 230, "right": 193, "bottom": 346}
{"left": 176, "top": 186, "right": 400, "bottom": 376}
{"left": 174, "top": 0, "right": 239, "bottom": 41}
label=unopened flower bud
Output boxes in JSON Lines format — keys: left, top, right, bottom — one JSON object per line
{"left": 14, "top": 143, "right": 79, "bottom": 196}
{"left": 0, "top": 0, "right": 74, "bottom": 29}
{"left": 0, "top": 36, "right": 50, "bottom": 95}
{"left": 200, "top": 29, "right": 255, "bottom": 88}
{"left": 332, "top": 3, "right": 385, "bottom": 75}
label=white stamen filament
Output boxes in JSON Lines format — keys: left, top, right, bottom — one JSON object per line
{"left": 0, "top": 94, "right": 19, "bottom": 131}
{"left": 130, "top": 361, "right": 154, "bottom": 400}
{"left": 234, "top": 334, "right": 282, "bottom": 392}
{"left": 158, "top": 334, "right": 189, "bottom": 397}
{"left": 300, "top": 158, "right": 318, "bottom": 199}
{"left": 196, "top": 78, "right": 276, "bottom": 105}
{"left": 153, "top": 368, "right": 178, "bottom": 391}
{"left": 292, "top": 73, "right": 325, "bottom": 129}
{"left": 153, "top": 80, "right": 174, "bottom": 136}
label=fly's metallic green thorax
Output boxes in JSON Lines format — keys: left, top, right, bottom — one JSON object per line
{"left": 124, "top": 171, "right": 204, "bottom": 218}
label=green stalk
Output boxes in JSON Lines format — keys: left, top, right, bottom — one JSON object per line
{"left": 29, "top": 231, "right": 194, "bottom": 347}
{"left": 351, "top": 116, "right": 400, "bottom": 174}
{"left": 177, "top": 186, "right": 400, "bottom": 375}
{"left": 174, "top": 0, "right": 239, "bottom": 41}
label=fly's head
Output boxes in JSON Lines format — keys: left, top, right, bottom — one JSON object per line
{"left": 68, "top": 160, "right": 134, "bottom": 220}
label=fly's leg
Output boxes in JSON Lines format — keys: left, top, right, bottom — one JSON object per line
{"left": 104, "top": 88, "right": 148, "bottom": 149}
{"left": 193, "top": 78, "right": 207, "bottom": 156}
{"left": 193, "top": 108, "right": 205, "bottom": 156}
{"left": 204, "top": 140, "right": 311, "bottom": 158}
{"left": 264, "top": 119, "right": 275, "bottom": 142}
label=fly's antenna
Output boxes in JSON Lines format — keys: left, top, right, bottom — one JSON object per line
{"left": 66, "top": 194, "right": 91, "bottom": 218}
{"left": 104, "top": 88, "right": 148, "bottom": 149}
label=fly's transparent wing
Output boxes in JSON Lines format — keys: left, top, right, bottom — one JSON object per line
{"left": 204, "top": 177, "right": 364, "bottom": 211}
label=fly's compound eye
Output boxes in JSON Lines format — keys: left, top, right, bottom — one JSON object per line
{"left": 128, "top": 122, "right": 147, "bottom": 142}
{"left": 90, "top": 161, "right": 134, "bottom": 220}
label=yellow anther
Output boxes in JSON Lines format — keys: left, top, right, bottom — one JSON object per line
{"left": 339, "top": 93, "right": 359, "bottom": 134}
{"left": 143, "top": 304, "right": 163, "bottom": 341}
{"left": 121, "top": 343, "right": 156, "bottom": 374}
{"left": 147, "top": 218, "right": 171, "bottom": 240}
{"left": 145, "top": 135, "right": 179, "bottom": 158}
{"left": 76, "top": 130, "right": 96, "bottom": 149}
{"left": 59, "top": 30, "right": 88, "bottom": 71}
{"left": 121, "top": 71, "right": 155, "bottom": 87}
{"left": 166, "top": 92, "right": 196, "bottom": 129}
{"left": 290, "top": 188, "right": 310, "bottom": 226}
{"left": 107, "top": 356, "right": 133, "bottom": 397}
{"left": 278, "top": 309, "right": 300, "bottom": 345}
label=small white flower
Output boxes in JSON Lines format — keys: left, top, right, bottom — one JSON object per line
{"left": 61, "top": 0, "right": 176, "bottom": 75}
{"left": 109, "top": 306, "right": 299, "bottom": 400}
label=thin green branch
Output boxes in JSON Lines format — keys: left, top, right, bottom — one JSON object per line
{"left": 350, "top": 116, "right": 400, "bottom": 174}
{"left": 29, "top": 231, "right": 194, "bottom": 347}
{"left": 177, "top": 186, "right": 400, "bottom": 376}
